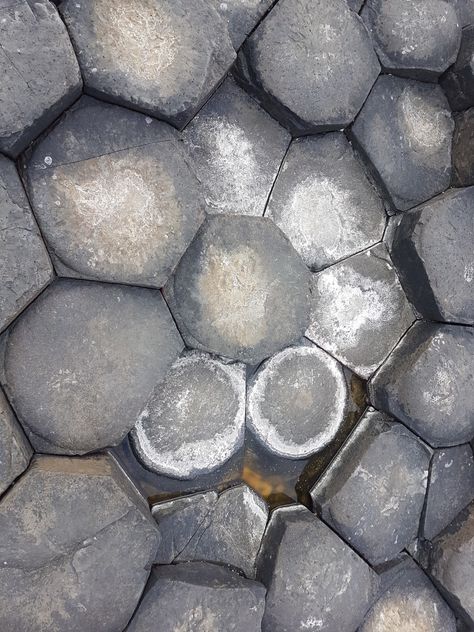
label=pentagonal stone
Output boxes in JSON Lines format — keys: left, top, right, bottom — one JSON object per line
{"left": 59, "top": 0, "right": 236, "bottom": 129}
{"left": 25, "top": 97, "right": 205, "bottom": 288}
{"left": 452, "top": 109, "right": 474, "bottom": 186}
{"left": 369, "top": 322, "right": 474, "bottom": 448}
{"left": 441, "top": 26, "right": 474, "bottom": 111}
{"left": 131, "top": 351, "right": 245, "bottom": 480}
{"left": 0, "top": 388, "right": 31, "bottom": 496}
{"left": 352, "top": 75, "right": 454, "bottom": 211}
{"left": 164, "top": 215, "right": 311, "bottom": 364}
{"left": 266, "top": 134, "right": 386, "bottom": 270}
{"left": 0, "top": 0, "right": 82, "bottom": 158}
{"left": 0, "top": 454, "right": 159, "bottom": 632}
{"left": 0, "top": 155, "right": 53, "bottom": 333}
{"left": 211, "top": 0, "right": 273, "bottom": 49}
{"left": 182, "top": 78, "right": 290, "bottom": 217}
{"left": 257, "top": 505, "right": 379, "bottom": 632}
{"left": 3, "top": 279, "right": 183, "bottom": 455}
{"left": 234, "top": 0, "right": 380, "bottom": 134}
{"left": 306, "top": 244, "right": 415, "bottom": 379}
{"left": 127, "top": 562, "right": 266, "bottom": 632}
{"left": 361, "top": 0, "right": 461, "bottom": 80}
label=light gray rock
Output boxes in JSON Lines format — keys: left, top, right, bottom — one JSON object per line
{"left": 348, "top": 0, "right": 364, "bottom": 11}
{"left": 441, "top": 26, "right": 474, "bottom": 111}
{"left": 452, "top": 109, "right": 474, "bottom": 187}
{"left": 211, "top": 0, "right": 273, "bottom": 49}
{"left": 0, "top": 388, "right": 31, "bottom": 496}
{"left": 450, "top": 0, "right": 474, "bottom": 26}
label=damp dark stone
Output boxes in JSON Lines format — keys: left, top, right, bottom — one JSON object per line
{"left": 441, "top": 25, "right": 474, "bottom": 111}
{"left": 452, "top": 109, "right": 474, "bottom": 186}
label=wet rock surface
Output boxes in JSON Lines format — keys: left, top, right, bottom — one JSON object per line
{"left": 452, "top": 109, "right": 474, "bottom": 186}
{"left": 441, "top": 25, "right": 474, "bottom": 111}
{"left": 0, "top": 388, "right": 31, "bottom": 496}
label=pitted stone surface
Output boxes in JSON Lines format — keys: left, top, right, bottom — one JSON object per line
{"left": 306, "top": 244, "right": 415, "bottom": 379}
{"left": 452, "top": 109, "right": 474, "bottom": 186}
{"left": 257, "top": 505, "right": 379, "bottom": 632}
{"left": 311, "top": 409, "right": 430, "bottom": 565}
{"left": 369, "top": 322, "right": 474, "bottom": 448}
{"left": 0, "top": 0, "right": 82, "bottom": 158}
{"left": 127, "top": 562, "right": 266, "bottom": 632}
{"left": 361, "top": 0, "right": 461, "bottom": 80}
{"left": 441, "top": 26, "right": 474, "bottom": 111}
{"left": 0, "top": 454, "right": 160, "bottom": 632}
{"left": 183, "top": 78, "right": 290, "bottom": 217}
{"left": 0, "top": 155, "right": 53, "bottom": 333}
{"left": 235, "top": 0, "right": 380, "bottom": 134}
{"left": 59, "top": 0, "right": 236, "bottom": 129}
{"left": 131, "top": 351, "right": 246, "bottom": 480}
{"left": 352, "top": 75, "right": 454, "bottom": 211}
{"left": 0, "top": 388, "right": 31, "bottom": 496}
{"left": 266, "top": 134, "right": 386, "bottom": 270}
{"left": 211, "top": 0, "right": 273, "bottom": 49}
{"left": 164, "top": 215, "right": 311, "bottom": 364}
{"left": 25, "top": 97, "right": 205, "bottom": 288}
{"left": 3, "top": 279, "right": 183, "bottom": 455}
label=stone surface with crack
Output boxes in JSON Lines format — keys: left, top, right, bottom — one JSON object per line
{"left": 452, "top": 109, "right": 474, "bottom": 186}
{"left": 441, "top": 25, "right": 474, "bottom": 111}
{"left": 0, "top": 387, "right": 31, "bottom": 496}
{"left": 210, "top": 0, "right": 273, "bottom": 49}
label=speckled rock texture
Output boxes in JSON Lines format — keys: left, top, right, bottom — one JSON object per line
{"left": 211, "top": 0, "right": 273, "bottom": 49}
{"left": 0, "top": 388, "right": 31, "bottom": 496}
{"left": 441, "top": 25, "right": 474, "bottom": 111}
{"left": 452, "top": 109, "right": 474, "bottom": 186}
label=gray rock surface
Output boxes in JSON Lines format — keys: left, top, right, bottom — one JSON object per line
{"left": 441, "top": 25, "right": 474, "bottom": 111}
{"left": 0, "top": 388, "right": 31, "bottom": 496}
{"left": 211, "top": 0, "right": 273, "bottom": 49}
{"left": 450, "top": 0, "right": 474, "bottom": 25}
{"left": 265, "top": 133, "right": 386, "bottom": 270}
{"left": 235, "top": 0, "right": 380, "bottom": 134}
{"left": 352, "top": 75, "right": 454, "bottom": 211}
{"left": 3, "top": 279, "right": 183, "bottom": 454}
{"left": 0, "top": 454, "right": 160, "bottom": 632}
{"left": 452, "top": 109, "right": 474, "bottom": 186}
{"left": 348, "top": 0, "right": 364, "bottom": 11}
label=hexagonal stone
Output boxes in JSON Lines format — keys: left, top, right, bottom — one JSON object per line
{"left": 311, "top": 409, "right": 430, "bottom": 565}
{"left": 441, "top": 25, "right": 474, "bottom": 111}
{"left": 0, "top": 388, "right": 31, "bottom": 496}
{"left": 127, "top": 562, "right": 266, "bottom": 632}
{"left": 257, "top": 505, "right": 379, "bottom": 632}
{"left": 0, "top": 155, "right": 53, "bottom": 334}
{"left": 452, "top": 109, "right": 474, "bottom": 186}
{"left": 131, "top": 351, "right": 245, "bottom": 480}
{"left": 3, "top": 279, "right": 183, "bottom": 455}
{"left": 0, "top": 454, "right": 159, "bottom": 632}
{"left": 25, "top": 97, "right": 205, "bottom": 288}
{"left": 59, "top": 0, "right": 236, "bottom": 129}
{"left": 211, "top": 0, "right": 273, "bottom": 49}
{"left": 361, "top": 0, "right": 461, "bottom": 80}
{"left": 369, "top": 322, "right": 474, "bottom": 448}
{"left": 182, "top": 78, "right": 290, "bottom": 217}
{"left": 235, "top": 0, "right": 380, "bottom": 134}
{"left": 0, "top": 0, "right": 82, "bottom": 158}
{"left": 164, "top": 215, "right": 311, "bottom": 364}
{"left": 352, "top": 75, "right": 454, "bottom": 211}
{"left": 265, "top": 134, "right": 386, "bottom": 270}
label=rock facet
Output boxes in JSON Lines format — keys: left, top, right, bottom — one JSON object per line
{"left": 0, "top": 388, "right": 31, "bottom": 497}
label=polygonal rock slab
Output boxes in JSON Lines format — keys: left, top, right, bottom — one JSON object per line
{"left": 211, "top": 0, "right": 273, "bottom": 49}
{"left": 0, "top": 155, "right": 53, "bottom": 333}
{"left": 164, "top": 215, "right": 311, "bottom": 364}
{"left": 369, "top": 322, "right": 474, "bottom": 448}
{"left": 361, "top": 0, "right": 461, "bottom": 80}
{"left": 441, "top": 25, "right": 474, "bottom": 111}
{"left": 0, "top": 388, "right": 31, "bottom": 496}
{"left": 235, "top": 0, "right": 380, "bottom": 134}
{"left": 25, "top": 97, "right": 205, "bottom": 288}
{"left": 0, "top": 0, "right": 82, "bottom": 158}
{"left": 311, "top": 409, "right": 430, "bottom": 565}
{"left": 3, "top": 279, "right": 183, "bottom": 454}
{"left": 257, "top": 505, "right": 379, "bottom": 632}
{"left": 266, "top": 133, "right": 386, "bottom": 270}
{"left": 452, "top": 109, "right": 474, "bottom": 186}
{"left": 390, "top": 187, "right": 474, "bottom": 325}
{"left": 182, "top": 78, "right": 290, "bottom": 217}
{"left": 131, "top": 351, "right": 246, "bottom": 480}
{"left": 306, "top": 244, "right": 415, "bottom": 379}
{"left": 352, "top": 75, "right": 454, "bottom": 211}
{"left": 59, "top": 0, "right": 236, "bottom": 129}
{"left": 0, "top": 454, "right": 160, "bottom": 632}
{"left": 127, "top": 562, "right": 266, "bottom": 632}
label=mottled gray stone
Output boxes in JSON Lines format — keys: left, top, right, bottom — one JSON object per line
{"left": 127, "top": 562, "right": 266, "bottom": 632}
{"left": 0, "top": 388, "right": 31, "bottom": 496}
{"left": 0, "top": 454, "right": 159, "bottom": 632}
{"left": 257, "top": 505, "right": 379, "bottom": 632}
{"left": 348, "top": 0, "right": 364, "bottom": 11}
{"left": 352, "top": 75, "right": 454, "bottom": 211}
{"left": 452, "top": 109, "right": 474, "bottom": 186}
{"left": 369, "top": 322, "right": 474, "bottom": 448}
{"left": 3, "top": 279, "right": 183, "bottom": 454}
{"left": 266, "top": 134, "right": 386, "bottom": 270}
{"left": 211, "top": 0, "right": 273, "bottom": 49}
{"left": 306, "top": 244, "right": 415, "bottom": 379}
{"left": 182, "top": 77, "right": 290, "bottom": 217}
{"left": 59, "top": 0, "right": 236, "bottom": 129}
{"left": 235, "top": 0, "right": 380, "bottom": 134}
{"left": 450, "top": 0, "right": 474, "bottom": 26}
{"left": 164, "top": 215, "right": 311, "bottom": 364}
{"left": 441, "top": 26, "right": 474, "bottom": 111}
{"left": 0, "top": 155, "right": 53, "bottom": 334}
{"left": 0, "top": 0, "right": 82, "bottom": 158}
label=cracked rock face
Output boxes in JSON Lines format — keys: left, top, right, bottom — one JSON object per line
{"left": 452, "top": 109, "right": 474, "bottom": 186}
{"left": 441, "top": 25, "right": 474, "bottom": 112}
{"left": 0, "top": 388, "right": 31, "bottom": 496}
{"left": 0, "top": 454, "right": 160, "bottom": 632}
{"left": 211, "top": 0, "right": 273, "bottom": 49}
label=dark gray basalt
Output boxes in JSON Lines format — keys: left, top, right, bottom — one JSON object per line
{"left": 127, "top": 562, "right": 266, "bottom": 632}
{"left": 311, "top": 408, "right": 431, "bottom": 565}
{"left": 3, "top": 279, "right": 183, "bottom": 455}
{"left": 450, "top": 0, "right": 474, "bottom": 26}
{"left": 25, "top": 97, "right": 205, "bottom": 288}
{"left": 0, "top": 454, "right": 160, "bottom": 632}
{"left": 352, "top": 75, "right": 454, "bottom": 211}
{"left": 234, "top": 0, "right": 380, "bottom": 134}
{"left": 59, "top": 0, "right": 236, "bottom": 129}
{"left": 452, "top": 109, "right": 474, "bottom": 186}
{"left": 441, "top": 25, "right": 474, "bottom": 111}
{"left": 211, "top": 0, "right": 273, "bottom": 49}
{"left": 369, "top": 322, "right": 474, "bottom": 448}
{"left": 0, "top": 388, "right": 31, "bottom": 496}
